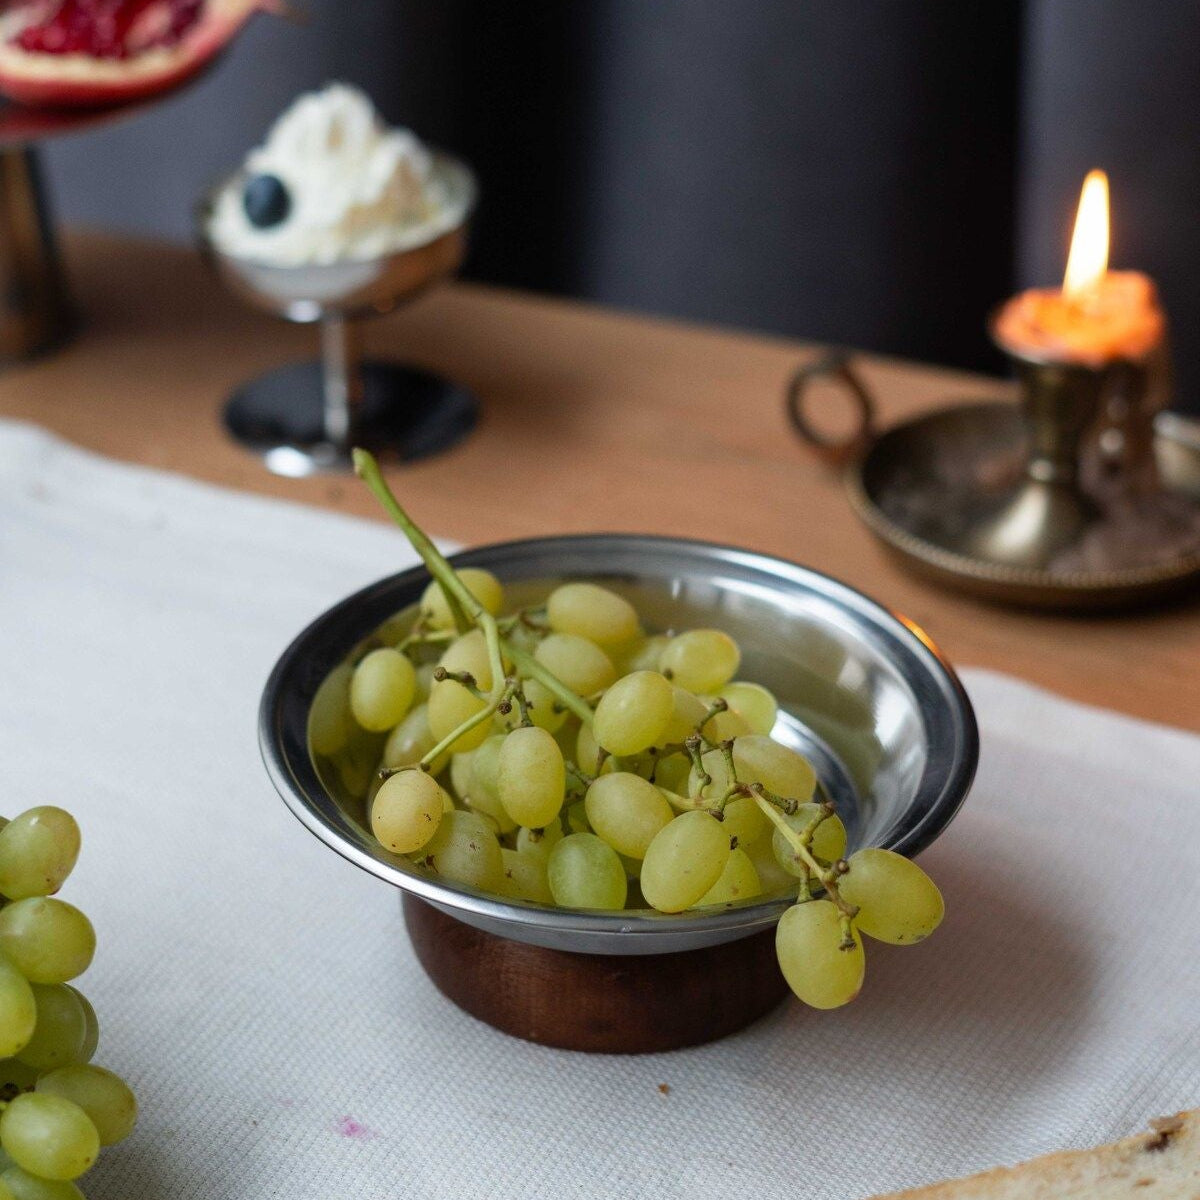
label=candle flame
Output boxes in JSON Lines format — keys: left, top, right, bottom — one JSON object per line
{"left": 1062, "top": 169, "right": 1109, "bottom": 300}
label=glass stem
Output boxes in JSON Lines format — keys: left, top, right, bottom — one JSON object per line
{"left": 320, "top": 312, "right": 363, "bottom": 448}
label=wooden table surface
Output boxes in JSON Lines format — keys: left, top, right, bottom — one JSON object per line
{"left": 4, "top": 232, "right": 1197, "bottom": 732}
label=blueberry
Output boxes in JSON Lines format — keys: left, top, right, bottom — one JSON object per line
{"left": 243, "top": 174, "right": 291, "bottom": 229}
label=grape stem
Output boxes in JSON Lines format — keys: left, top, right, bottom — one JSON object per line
{"left": 497, "top": 606, "right": 549, "bottom": 635}
{"left": 564, "top": 761, "right": 595, "bottom": 791}
{"left": 432, "top": 667, "right": 490, "bottom": 702}
{"left": 753, "top": 792, "right": 859, "bottom": 931}
{"left": 419, "top": 679, "right": 520, "bottom": 769}
{"left": 711, "top": 739, "right": 739, "bottom": 812}
{"left": 502, "top": 642, "right": 593, "bottom": 726}
{"left": 353, "top": 449, "right": 594, "bottom": 730}
{"left": 398, "top": 627, "right": 456, "bottom": 652}
{"left": 510, "top": 681, "right": 535, "bottom": 727}
{"left": 683, "top": 734, "right": 711, "bottom": 790}
{"left": 697, "top": 698, "right": 729, "bottom": 748}
{"left": 353, "top": 449, "right": 507, "bottom": 700}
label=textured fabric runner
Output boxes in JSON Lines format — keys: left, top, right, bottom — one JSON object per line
{"left": 1, "top": 419, "right": 1196, "bottom": 1200}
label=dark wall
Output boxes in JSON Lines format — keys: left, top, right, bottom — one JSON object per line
{"left": 1017, "top": 0, "right": 1200, "bottom": 411}
{"left": 40, "top": 1, "right": 1200, "bottom": 408}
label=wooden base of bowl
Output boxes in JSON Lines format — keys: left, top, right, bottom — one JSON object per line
{"left": 403, "top": 895, "right": 790, "bottom": 1053}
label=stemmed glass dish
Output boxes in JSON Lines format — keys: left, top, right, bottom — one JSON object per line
{"left": 198, "top": 152, "right": 478, "bottom": 477}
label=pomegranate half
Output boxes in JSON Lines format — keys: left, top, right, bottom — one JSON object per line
{"left": 0, "top": 0, "right": 274, "bottom": 109}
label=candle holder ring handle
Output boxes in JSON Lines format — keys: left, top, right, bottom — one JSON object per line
{"left": 786, "top": 353, "right": 877, "bottom": 469}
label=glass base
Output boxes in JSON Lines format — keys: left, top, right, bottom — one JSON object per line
{"left": 222, "top": 360, "right": 478, "bottom": 478}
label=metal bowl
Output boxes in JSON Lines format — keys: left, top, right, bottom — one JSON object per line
{"left": 260, "top": 535, "right": 978, "bottom": 955}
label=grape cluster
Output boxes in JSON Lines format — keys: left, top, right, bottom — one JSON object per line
{"left": 326, "top": 450, "right": 946, "bottom": 1010}
{"left": 0, "top": 808, "right": 136, "bottom": 1199}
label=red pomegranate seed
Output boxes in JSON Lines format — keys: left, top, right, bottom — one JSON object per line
{"left": 12, "top": 0, "right": 207, "bottom": 58}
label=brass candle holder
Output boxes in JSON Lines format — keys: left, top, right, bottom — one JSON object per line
{"left": 786, "top": 339, "right": 1200, "bottom": 611}
{"left": 968, "top": 326, "right": 1152, "bottom": 570}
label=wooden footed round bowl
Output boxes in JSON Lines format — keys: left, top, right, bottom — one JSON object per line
{"left": 403, "top": 896, "right": 789, "bottom": 1053}
{"left": 260, "top": 535, "right": 978, "bottom": 1053}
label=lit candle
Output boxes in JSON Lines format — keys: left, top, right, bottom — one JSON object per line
{"left": 993, "top": 169, "right": 1165, "bottom": 366}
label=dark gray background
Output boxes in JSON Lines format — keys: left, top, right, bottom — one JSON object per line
{"left": 40, "top": 1, "right": 1200, "bottom": 409}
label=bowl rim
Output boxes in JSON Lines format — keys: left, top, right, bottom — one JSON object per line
{"left": 259, "top": 533, "right": 978, "bottom": 953}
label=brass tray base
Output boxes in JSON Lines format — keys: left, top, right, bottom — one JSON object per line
{"left": 850, "top": 402, "right": 1200, "bottom": 611}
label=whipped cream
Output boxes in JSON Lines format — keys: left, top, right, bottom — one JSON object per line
{"left": 209, "top": 83, "right": 454, "bottom": 266}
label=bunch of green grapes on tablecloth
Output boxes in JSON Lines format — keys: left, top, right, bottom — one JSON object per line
{"left": 0, "top": 808, "right": 137, "bottom": 1198}
{"left": 333, "top": 449, "right": 945, "bottom": 1010}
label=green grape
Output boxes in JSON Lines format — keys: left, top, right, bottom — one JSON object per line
{"left": 657, "top": 629, "right": 740, "bottom": 693}
{"left": 547, "top": 834, "right": 627, "bottom": 910}
{"left": 496, "top": 727, "right": 565, "bottom": 829}
{"left": 370, "top": 771, "right": 446, "bottom": 855}
{"left": 0, "top": 1166, "right": 84, "bottom": 1200}
{"left": 592, "top": 671, "right": 674, "bottom": 756}
{"left": 494, "top": 678, "right": 566, "bottom": 734}
{"left": 308, "top": 663, "right": 353, "bottom": 757}
{"left": 420, "top": 568, "right": 504, "bottom": 630}
{"left": 15, "top": 986, "right": 87, "bottom": 1072}
{"left": 465, "top": 812, "right": 499, "bottom": 839}
{"left": 438, "top": 628, "right": 495, "bottom": 687}
{"left": 36, "top": 1066, "right": 136, "bottom": 1147}
{"left": 691, "top": 735, "right": 816, "bottom": 804}
{"left": 0, "top": 902, "right": 94, "bottom": 986}
{"left": 334, "top": 733, "right": 380, "bottom": 799}
{"left": 691, "top": 848, "right": 762, "bottom": 907}
{"left": 718, "top": 681, "right": 779, "bottom": 736}
{"left": 771, "top": 804, "right": 848, "bottom": 877}
{"left": 659, "top": 687, "right": 708, "bottom": 745}
{"left": 427, "top": 680, "right": 491, "bottom": 756}
{"left": 465, "top": 798, "right": 517, "bottom": 837}
{"left": 0, "top": 1058, "right": 41, "bottom": 1097}
{"left": 618, "top": 853, "right": 642, "bottom": 880}
{"left": 417, "top": 811, "right": 503, "bottom": 892}
{"left": 381, "top": 703, "right": 448, "bottom": 775}
{"left": 533, "top": 634, "right": 616, "bottom": 697}
{"left": 551, "top": 716, "right": 581, "bottom": 762}
{"left": 448, "top": 750, "right": 474, "bottom": 803}
{"left": 574, "top": 722, "right": 604, "bottom": 776}
{"left": 640, "top": 811, "right": 731, "bottom": 912}
{"left": 413, "top": 661, "right": 437, "bottom": 704}
{"left": 0, "top": 960, "right": 35, "bottom": 1059}
{"left": 744, "top": 836, "right": 799, "bottom": 896}
{"left": 515, "top": 822, "right": 564, "bottom": 862}
{"left": 652, "top": 753, "right": 691, "bottom": 796}
{"left": 63, "top": 992, "right": 96, "bottom": 1065}
{"left": 497, "top": 849, "right": 553, "bottom": 905}
{"left": 461, "top": 736, "right": 518, "bottom": 834}
{"left": 837, "top": 848, "right": 945, "bottom": 944}
{"left": 376, "top": 610, "right": 416, "bottom": 646}
{"left": 775, "top": 900, "right": 865, "bottom": 1009}
{"left": 467, "top": 793, "right": 517, "bottom": 835}
{"left": 721, "top": 795, "right": 770, "bottom": 849}
{"left": 613, "top": 633, "right": 669, "bottom": 675}
{"left": 546, "top": 582, "right": 640, "bottom": 649}
{"left": 350, "top": 648, "right": 416, "bottom": 732}
{"left": 0, "top": 1092, "right": 98, "bottom": 1181}
{"left": 565, "top": 800, "right": 590, "bottom": 834}
{"left": 583, "top": 773, "right": 674, "bottom": 859}
{"left": 0, "top": 811, "right": 80, "bottom": 901}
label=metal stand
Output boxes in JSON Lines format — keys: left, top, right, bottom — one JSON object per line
{"left": 0, "top": 145, "right": 72, "bottom": 363}
{"left": 222, "top": 323, "right": 479, "bottom": 478}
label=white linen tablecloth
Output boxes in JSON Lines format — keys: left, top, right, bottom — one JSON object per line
{"left": 1, "top": 419, "right": 1197, "bottom": 1200}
